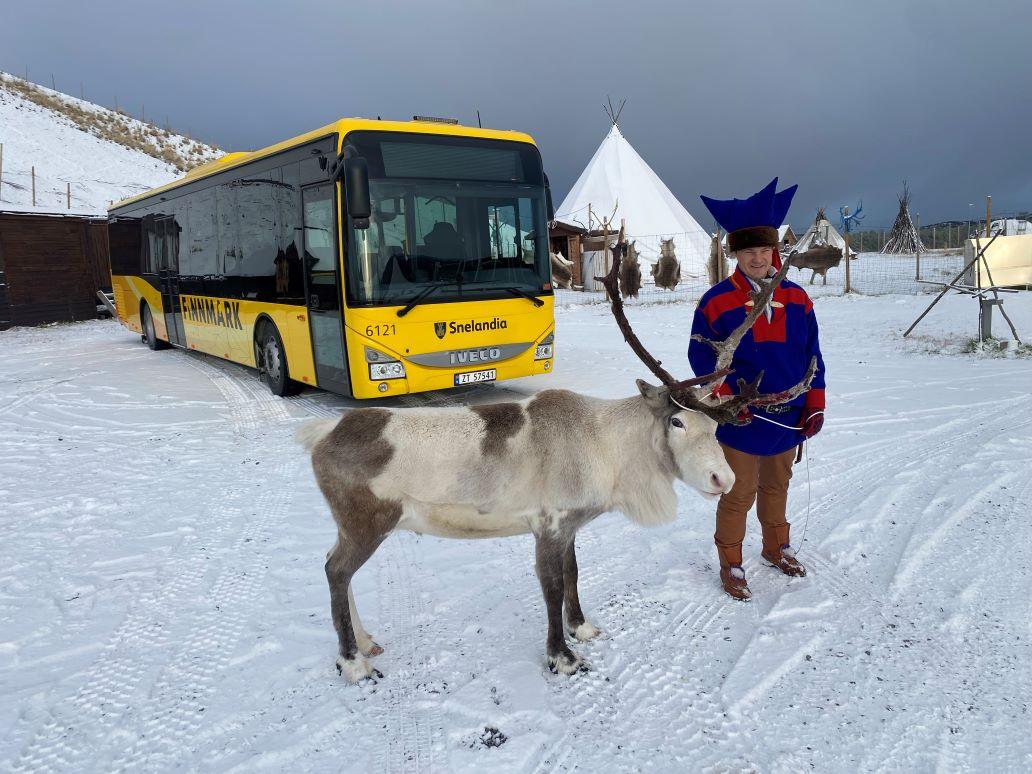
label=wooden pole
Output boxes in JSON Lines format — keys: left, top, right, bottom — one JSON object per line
{"left": 31, "top": 165, "right": 36, "bottom": 206}
{"left": 602, "top": 218, "right": 610, "bottom": 298}
{"left": 66, "top": 182, "right": 71, "bottom": 209}
{"left": 985, "top": 195, "right": 992, "bottom": 238}
{"left": 843, "top": 206, "right": 852, "bottom": 293}
{"left": 915, "top": 213, "right": 921, "bottom": 280}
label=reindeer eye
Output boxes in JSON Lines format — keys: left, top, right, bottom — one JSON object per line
{"left": 670, "top": 417, "right": 685, "bottom": 429}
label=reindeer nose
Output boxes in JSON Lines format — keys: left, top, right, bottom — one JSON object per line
{"left": 710, "top": 470, "right": 734, "bottom": 494}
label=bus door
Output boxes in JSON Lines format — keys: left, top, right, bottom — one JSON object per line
{"left": 157, "top": 215, "right": 185, "bottom": 346}
{"left": 301, "top": 184, "right": 350, "bottom": 392}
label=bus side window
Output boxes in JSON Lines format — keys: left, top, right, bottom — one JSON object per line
{"left": 189, "top": 188, "right": 218, "bottom": 293}
{"left": 277, "top": 162, "right": 304, "bottom": 301}
{"left": 217, "top": 183, "right": 240, "bottom": 284}
{"left": 232, "top": 171, "right": 279, "bottom": 301}
{"left": 108, "top": 216, "right": 142, "bottom": 277}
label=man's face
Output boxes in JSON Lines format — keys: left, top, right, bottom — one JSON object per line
{"left": 736, "top": 246, "right": 774, "bottom": 280}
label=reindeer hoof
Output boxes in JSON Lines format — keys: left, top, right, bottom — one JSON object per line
{"left": 569, "top": 621, "right": 601, "bottom": 642}
{"left": 336, "top": 655, "right": 376, "bottom": 683}
{"left": 548, "top": 650, "right": 589, "bottom": 676}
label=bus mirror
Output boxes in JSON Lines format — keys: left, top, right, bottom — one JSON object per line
{"left": 544, "top": 173, "right": 555, "bottom": 222}
{"left": 344, "top": 156, "right": 372, "bottom": 228}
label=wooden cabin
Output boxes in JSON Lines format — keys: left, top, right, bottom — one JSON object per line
{"left": 549, "top": 220, "right": 587, "bottom": 287}
{"left": 0, "top": 210, "right": 111, "bottom": 330}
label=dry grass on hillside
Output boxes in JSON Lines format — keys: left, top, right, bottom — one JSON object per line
{"left": 0, "top": 73, "right": 219, "bottom": 172}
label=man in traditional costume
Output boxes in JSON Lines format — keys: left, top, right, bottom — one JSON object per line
{"left": 689, "top": 179, "right": 826, "bottom": 601}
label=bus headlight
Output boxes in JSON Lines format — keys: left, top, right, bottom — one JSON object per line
{"left": 365, "top": 347, "right": 406, "bottom": 380}
{"left": 535, "top": 332, "right": 554, "bottom": 360}
{"left": 369, "top": 361, "right": 406, "bottom": 380}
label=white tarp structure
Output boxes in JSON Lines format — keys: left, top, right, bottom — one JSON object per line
{"left": 555, "top": 125, "right": 711, "bottom": 288}
{"left": 791, "top": 212, "right": 856, "bottom": 257}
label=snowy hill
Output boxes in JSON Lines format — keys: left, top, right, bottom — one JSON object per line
{"left": 0, "top": 72, "right": 221, "bottom": 216}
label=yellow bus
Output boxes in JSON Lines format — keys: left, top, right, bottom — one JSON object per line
{"left": 107, "top": 117, "right": 556, "bottom": 398}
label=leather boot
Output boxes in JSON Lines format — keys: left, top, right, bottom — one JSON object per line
{"left": 717, "top": 544, "right": 751, "bottom": 601}
{"left": 761, "top": 524, "right": 806, "bottom": 577}
{"left": 720, "top": 565, "right": 752, "bottom": 601}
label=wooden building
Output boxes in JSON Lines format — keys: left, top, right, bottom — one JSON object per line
{"left": 549, "top": 220, "right": 587, "bottom": 287}
{"left": 0, "top": 210, "right": 111, "bottom": 330}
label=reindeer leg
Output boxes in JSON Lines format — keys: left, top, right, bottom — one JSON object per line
{"left": 326, "top": 531, "right": 386, "bottom": 683}
{"left": 563, "top": 539, "right": 600, "bottom": 642}
{"left": 535, "top": 528, "right": 587, "bottom": 675}
{"left": 349, "top": 585, "right": 383, "bottom": 656}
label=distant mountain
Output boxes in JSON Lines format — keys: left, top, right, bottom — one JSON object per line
{"left": 0, "top": 72, "right": 221, "bottom": 215}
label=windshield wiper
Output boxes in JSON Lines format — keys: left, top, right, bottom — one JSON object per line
{"left": 500, "top": 287, "right": 545, "bottom": 307}
{"left": 396, "top": 285, "right": 445, "bottom": 317}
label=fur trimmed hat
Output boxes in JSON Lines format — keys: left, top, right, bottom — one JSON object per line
{"left": 700, "top": 178, "right": 797, "bottom": 253}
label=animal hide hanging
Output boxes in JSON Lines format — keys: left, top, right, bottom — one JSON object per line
{"left": 651, "top": 238, "right": 681, "bottom": 290}
{"left": 707, "top": 232, "right": 728, "bottom": 286}
{"left": 618, "top": 240, "right": 642, "bottom": 298}
{"left": 550, "top": 251, "right": 574, "bottom": 289}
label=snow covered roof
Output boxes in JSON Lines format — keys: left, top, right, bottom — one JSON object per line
{"left": 555, "top": 125, "right": 709, "bottom": 254}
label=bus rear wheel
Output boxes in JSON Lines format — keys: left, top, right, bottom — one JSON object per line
{"left": 141, "top": 304, "right": 169, "bottom": 351}
{"left": 256, "top": 323, "right": 301, "bottom": 397}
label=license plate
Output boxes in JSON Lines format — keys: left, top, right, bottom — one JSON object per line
{"left": 455, "top": 368, "right": 496, "bottom": 385}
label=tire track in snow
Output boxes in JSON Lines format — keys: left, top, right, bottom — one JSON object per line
{"left": 9, "top": 487, "right": 248, "bottom": 773}
{"left": 708, "top": 408, "right": 1031, "bottom": 771}
{"left": 663, "top": 397, "right": 1032, "bottom": 655}
{"left": 110, "top": 459, "right": 298, "bottom": 771}
{"left": 524, "top": 525, "right": 756, "bottom": 772}
{"left": 372, "top": 533, "right": 445, "bottom": 773}
{"left": 11, "top": 350, "right": 297, "bottom": 772}
{"left": 523, "top": 397, "right": 1032, "bottom": 770}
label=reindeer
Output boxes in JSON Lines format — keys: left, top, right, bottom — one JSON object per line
{"left": 650, "top": 238, "right": 681, "bottom": 290}
{"left": 617, "top": 233, "right": 642, "bottom": 299}
{"left": 298, "top": 252, "right": 815, "bottom": 682}
{"left": 550, "top": 251, "right": 574, "bottom": 289}
{"left": 791, "top": 245, "right": 843, "bottom": 285}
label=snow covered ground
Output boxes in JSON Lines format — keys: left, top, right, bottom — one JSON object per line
{"left": 1, "top": 291, "right": 1030, "bottom": 772}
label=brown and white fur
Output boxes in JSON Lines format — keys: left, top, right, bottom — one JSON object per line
{"left": 650, "top": 238, "right": 681, "bottom": 290}
{"left": 791, "top": 244, "right": 844, "bottom": 285}
{"left": 298, "top": 383, "right": 734, "bottom": 682}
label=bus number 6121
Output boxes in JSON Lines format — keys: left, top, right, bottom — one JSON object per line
{"left": 365, "top": 324, "right": 397, "bottom": 337}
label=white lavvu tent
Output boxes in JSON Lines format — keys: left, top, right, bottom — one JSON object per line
{"left": 791, "top": 209, "right": 856, "bottom": 257}
{"left": 555, "top": 124, "right": 711, "bottom": 287}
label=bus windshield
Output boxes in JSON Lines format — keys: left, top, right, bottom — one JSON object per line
{"left": 343, "top": 132, "right": 551, "bottom": 307}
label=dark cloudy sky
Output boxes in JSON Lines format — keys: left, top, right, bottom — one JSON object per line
{"left": 4, "top": 0, "right": 1030, "bottom": 227}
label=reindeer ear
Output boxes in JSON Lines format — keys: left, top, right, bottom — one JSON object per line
{"left": 636, "top": 379, "right": 669, "bottom": 411}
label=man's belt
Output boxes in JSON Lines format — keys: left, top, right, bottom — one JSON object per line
{"left": 761, "top": 404, "right": 796, "bottom": 415}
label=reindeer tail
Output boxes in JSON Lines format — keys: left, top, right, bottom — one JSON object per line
{"left": 295, "top": 418, "right": 338, "bottom": 451}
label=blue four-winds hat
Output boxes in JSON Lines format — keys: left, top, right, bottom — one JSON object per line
{"left": 700, "top": 177, "right": 797, "bottom": 253}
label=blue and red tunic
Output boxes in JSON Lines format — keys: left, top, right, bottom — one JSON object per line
{"left": 688, "top": 267, "right": 826, "bottom": 456}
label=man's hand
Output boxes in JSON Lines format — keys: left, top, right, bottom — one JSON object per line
{"left": 800, "top": 408, "right": 824, "bottom": 438}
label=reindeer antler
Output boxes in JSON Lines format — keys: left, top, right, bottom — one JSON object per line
{"left": 598, "top": 247, "right": 817, "bottom": 425}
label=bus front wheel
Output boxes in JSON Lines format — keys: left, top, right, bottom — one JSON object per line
{"left": 256, "top": 323, "right": 302, "bottom": 397}
{"left": 141, "top": 304, "right": 169, "bottom": 351}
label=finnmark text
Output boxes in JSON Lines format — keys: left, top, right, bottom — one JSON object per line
{"left": 184, "top": 297, "right": 243, "bottom": 330}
